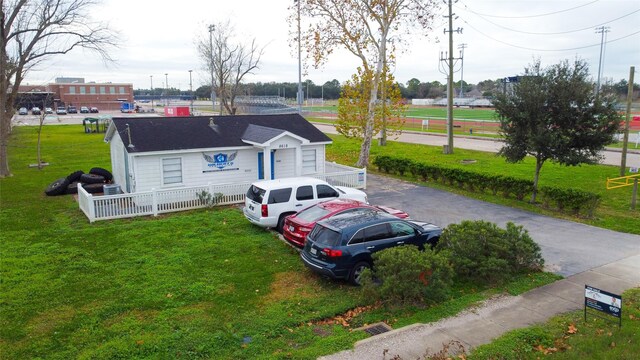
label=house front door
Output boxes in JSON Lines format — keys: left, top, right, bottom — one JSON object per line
{"left": 258, "top": 151, "right": 275, "bottom": 180}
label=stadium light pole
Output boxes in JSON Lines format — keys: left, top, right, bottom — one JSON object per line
{"left": 296, "top": 0, "right": 303, "bottom": 113}
{"left": 165, "top": 73, "right": 169, "bottom": 106}
{"left": 188, "top": 70, "right": 193, "bottom": 115}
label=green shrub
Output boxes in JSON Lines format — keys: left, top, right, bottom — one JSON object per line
{"left": 360, "top": 246, "right": 453, "bottom": 304}
{"left": 437, "top": 220, "right": 544, "bottom": 284}
{"left": 372, "top": 155, "right": 600, "bottom": 217}
{"left": 538, "top": 186, "right": 601, "bottom": 217}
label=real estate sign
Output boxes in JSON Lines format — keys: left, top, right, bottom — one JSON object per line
{"left": 584, "top": 285, "right": 622, "bottom": 326}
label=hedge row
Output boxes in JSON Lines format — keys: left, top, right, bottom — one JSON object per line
{"left": 373, "top": 155, "right": 601, "bottom": 217}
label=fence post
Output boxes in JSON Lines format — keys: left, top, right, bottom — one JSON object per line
{"left": 152, "top": 188, "right": 158, "bottom": 216}
{"left": 88, "top": 193, "right": 96, "bottom": 223}
{"left": 361, "top": 167, "right": 367, "bottom": 189}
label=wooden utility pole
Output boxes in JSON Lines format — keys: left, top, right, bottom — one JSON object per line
{"left": 620, "top": 66, "right": 634, "bottom": 176}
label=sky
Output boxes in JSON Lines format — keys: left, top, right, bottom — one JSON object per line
{"left": 22, "top": 0, "right": 640, "bottom": 91}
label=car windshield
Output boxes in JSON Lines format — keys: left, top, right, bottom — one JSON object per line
{"left": 308, "top": 224, "right": 341, "bottom": 247}
{"left": 246, "top": 185, "right": 266, "bottom": 203}
{"left": 295, "top": 205, "right": 331, "bottom": 223}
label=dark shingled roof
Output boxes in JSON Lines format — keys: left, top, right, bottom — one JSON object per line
{"left": 109, "top": 114, "right": 331, "bottom": 153}
{"left": 242, "top": 124, "right": 286, "bottom": 144}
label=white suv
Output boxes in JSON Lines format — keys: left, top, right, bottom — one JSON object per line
{"left": 243, "top": 177, "right": 368, "bottom": 232}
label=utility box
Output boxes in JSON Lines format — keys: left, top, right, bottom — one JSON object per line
{"left": 103, "top": 184, "right": 122, "bottom": 195}
{"left": 164, "top": 106, "right": 190, "bottom": 117}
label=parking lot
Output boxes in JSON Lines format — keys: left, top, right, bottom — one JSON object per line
{"left": 365, "top": 173, "right": 640, "bottom": 277}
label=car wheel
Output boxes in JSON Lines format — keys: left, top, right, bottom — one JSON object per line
{"left": 45, "top": 177, "right": 70, "bottom": 196}
{"left": 276, "top": 214, "right": 289, "bottom": 234}
{"left": 349, "top": 261, "right": 370, "bottom": 286}
{"left": 89, "top": 167, "right": 113, "bottom": 181}
{"left": 80, "top": 173, "right": 105, "bottom": 184}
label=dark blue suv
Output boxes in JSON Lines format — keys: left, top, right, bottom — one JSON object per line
{"left": 300, "top": 211, "right": 442, "bottom": 285}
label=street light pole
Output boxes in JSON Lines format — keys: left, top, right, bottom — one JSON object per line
{"left": 150, "top": 75, "right": 154, "bottom": 108}
{"left": 458, "top": 43, "right": 467, "bottom": 97}
{"left": 189, "top": 70, "right": 193, "bottom": 115}
{"left": 595, "top": 26, "right": 610, "bottom": 97}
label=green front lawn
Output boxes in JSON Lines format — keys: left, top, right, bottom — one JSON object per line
{"left": 469, "top": 287, "right": 640, "bottom": 359}
{"left": 326, "top": 135, "right": 640, "bottom": 235}
{"left": 0, "top": 125, "right": 560, "bottom": 359}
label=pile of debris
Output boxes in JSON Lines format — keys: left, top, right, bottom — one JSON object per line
{"left": 45, "top": 167, "right": 113, "bottom": 196}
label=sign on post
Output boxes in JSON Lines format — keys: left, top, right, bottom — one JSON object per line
{"left": 584, "top": 285, "right": 622, "bottom": 327}
{"left": 421, "top": 119, "right": 429, "bottom": 131}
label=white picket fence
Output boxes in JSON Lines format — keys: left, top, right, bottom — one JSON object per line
{"left": 79, "top": 162, "right": 366, "bottom": 222}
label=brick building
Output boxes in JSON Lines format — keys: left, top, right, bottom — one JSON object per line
{"left": 18, "top": 78, "right": 134, "bottom": 111}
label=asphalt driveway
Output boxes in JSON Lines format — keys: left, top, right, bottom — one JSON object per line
{"left": 366, "top": 173, "right": 640, "bottom": 277}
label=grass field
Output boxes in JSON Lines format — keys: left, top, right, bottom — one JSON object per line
{"left": 325, "top": 135, "right": 640, "bottom": 235}
{"left": 0, "top": 125, "right": 560, "bottom": 359}
{"left": 469, "top": 287, "right": 640, "bottom": 359}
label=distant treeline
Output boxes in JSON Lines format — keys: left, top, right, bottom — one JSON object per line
{"left": 134, "top": 78, "right": 638, "bottom": 101}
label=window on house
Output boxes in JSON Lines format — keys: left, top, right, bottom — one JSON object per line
{"left": 90, "top": 87, "right": 96, "bottom": 94}
{"left": 162, "top": 158, "right": 182, "bottom": 185}
{"left": 69, "top": 86, "right": 76, "bottom": 94}
{"left": 80, "top": 87, "right": 86, "bottom": 94}
{"left": 100, "top": 86, "right": 106, "bottom": 94}
{"left": 119, "top": 86, "right": 126, "bottom": 94}
{"left": 110, "top": 86, "right": 116, "bottom": 94}
{"left": 302, "top": 149, "right": 316, "bottom": 174}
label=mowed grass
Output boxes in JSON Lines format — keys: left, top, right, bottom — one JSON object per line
{"left": 306, "top": 105, "right": 498, "bottom": 121}
{"left": 469, "top": 287, "right": 640, "bottom": 360}
{"left": 0, "top": 125, "right": 559, "bottom": 359}
{"left": 326, "top": 135, "right": 640, "bottom": 234}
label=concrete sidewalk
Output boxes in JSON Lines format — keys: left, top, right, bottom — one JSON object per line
{"left": 321, "top": 253, "right": 640, "bottom": 360}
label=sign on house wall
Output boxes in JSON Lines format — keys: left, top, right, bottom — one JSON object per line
{"left": 202, "top": 151, "right": 239, "bottom": 173}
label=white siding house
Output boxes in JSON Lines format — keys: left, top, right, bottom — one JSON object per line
{"left": 104, "top": 114, "right": 332, "bottom": 193}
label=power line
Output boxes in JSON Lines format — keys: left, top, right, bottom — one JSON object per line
{"left": 461, "top": 18, "right": 640, "bottom": 52}
{"left": 465, "top": 8, "right": 640, "bottom": 36}
{"left": 459, "top": 0, "right": 600, "bottom": 19}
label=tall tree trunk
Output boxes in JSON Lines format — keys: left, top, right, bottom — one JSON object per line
{"left": 0, "top": 119, "right": 9, "bottom": 177}
{"left": 0, "top": 94, "right": 11, "bottom": 177}
{"left": 531, "top": 156, "right": 544, "bottom": 203}
{"left": 356, "top": 32, "right": 387, "bottom": 167}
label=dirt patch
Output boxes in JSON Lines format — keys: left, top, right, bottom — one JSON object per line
{"left": 169, "top": 302, "right": 214, "bottom": 323}
{"left": 103, "top": 308, "right": 160, "bottom": 329}
{"left": 313, "top": 303, "right": 380, "bottom": 327}
{"left": 262, "top": 271, "right": 319, "bottom": 304}
{"left": 26, "top": 305, "right": 77, "bottom": 337}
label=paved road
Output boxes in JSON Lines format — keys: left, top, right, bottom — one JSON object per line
{"left": 367, "top": 174, "right": 640, "bottom": 277}
{"left": 313, "top": 123, "right": 640, "bottom": 168}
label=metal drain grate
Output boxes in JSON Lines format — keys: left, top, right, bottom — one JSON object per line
{"left": 361, "top": 322, "right": 392, "bottom": 336}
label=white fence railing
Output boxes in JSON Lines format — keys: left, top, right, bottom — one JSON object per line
{"left": 79, "top": 162, "right": 367, "bottom": 222}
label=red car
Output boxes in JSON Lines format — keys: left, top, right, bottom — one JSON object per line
{"left": 282, "top": 199, "right": 409, "bottom": 247}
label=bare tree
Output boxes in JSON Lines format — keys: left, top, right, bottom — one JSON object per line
{"left": 292, "top": 0, "right": 440, "bottom": 167}
{"left": 1, "top": 0, "right": 118, "bottom": 177}
{"left": 197, "top": 21, "right": 264, "bottom": 116}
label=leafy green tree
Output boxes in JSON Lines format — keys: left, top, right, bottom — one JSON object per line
{"left": 294, "top": 0, "right": 440, "bottom": 167}
{"left": 336, "top": 67, "right": 406, "bottom": 142}
{"left": 405, "top": 78, "right": 421, "bottom": 99}
{"left": 493, "top": 59, "right": 620, "bottom": 203}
